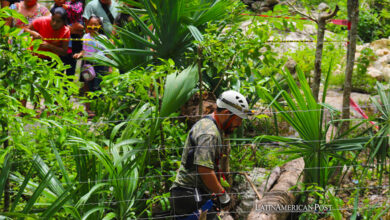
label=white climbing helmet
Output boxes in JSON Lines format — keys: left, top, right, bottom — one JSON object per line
{"left": 216, "top": 90, "right": 252, "bottom": 119}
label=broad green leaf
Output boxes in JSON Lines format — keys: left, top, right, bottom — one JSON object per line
{"left": 110, "top": 121, "right": 128, "bottom": 142}
{"left": 36, "top": 85, "right": 53, "bottom": 104}
{"left": 0, "top": 212, "right": 38, "bottom": 219}
{"left": 160, "top": 65, "right": 199, "bottom": 117}
{"left": 32, "top": 155, "right": 64, "bottom": 196}
{"left": 220, "top": 177, "right": 230, "bottom": 188}
{"left": 3, "top": 7, "right": 28, "bottom": 24}
{"left": 76, "top": 183, "right": 107, "bottom": 208}
{"left": 102, "top": 212, "right": 116, "bottom": 220}
{"left": 188, "top": 25, "right": 204, "bottom": 42}
{"left": 22, "top": 170, "right": 54, "bottom": 214}
{"left": 32, "top": 50, "right": 62, "bottom": 65}
{"left": 255, "top": 114, "right": 269, "bottom": 119}
{"left": 81, "top": 207, "right": 110, "bottom": 220}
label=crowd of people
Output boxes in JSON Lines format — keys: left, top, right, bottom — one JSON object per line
{"left": 2, "top": 0, "right": 124, "bottom": 116}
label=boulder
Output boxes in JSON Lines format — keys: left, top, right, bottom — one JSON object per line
{"left": 367, "top": 68, "right": 384, "bottom": 81}
{"left": 370, "top": 38, "right": 390, "bottom": 51}
{"left": 375, "top": 48, "right": 390, "bottom": 57}
{"left": 364, "top": 38, "right": 390, "bottom": 81}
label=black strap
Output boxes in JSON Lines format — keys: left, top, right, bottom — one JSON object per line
{"left": 184, "top": 116, "right": 219, "bottom": 170}
{"left": 100, "top": 1, "right": 115, "bottom": 25}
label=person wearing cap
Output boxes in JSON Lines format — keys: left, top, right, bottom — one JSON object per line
{"left": 170, "top": 90, "right": 252, "bottom": 219}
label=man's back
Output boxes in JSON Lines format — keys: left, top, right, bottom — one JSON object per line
{"left": 172, "top": 116, "right": 223, "bottom": 193}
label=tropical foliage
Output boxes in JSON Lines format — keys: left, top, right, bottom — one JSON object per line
{"left": 1, "top": 0, "right": 390, "bottom": 219}
{"left": 92, "top": 0, "right": 237, "bottom": 72}
{"left": 255, "top": 66, "right": 368, "bottom": 188}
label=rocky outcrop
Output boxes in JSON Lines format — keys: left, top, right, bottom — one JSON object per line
{"left": 360, "top": 38, "right": 390, "bottom": 81}
{"left": 243, "top": 0, "right": 280, "bottom": 13}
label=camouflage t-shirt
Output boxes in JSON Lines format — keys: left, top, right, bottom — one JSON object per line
{"left": 171, "top": 116, "right": 223, "bottom": 193}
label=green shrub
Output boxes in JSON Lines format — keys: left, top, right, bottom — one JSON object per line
{"left": 352, "top": 47, "right": 377, "bottom": 93}
{"left": 358, "top": 9, "right": 382, "bottom": 43}
{"left": 358, "top": 0, "right": 390, "bottom": 43}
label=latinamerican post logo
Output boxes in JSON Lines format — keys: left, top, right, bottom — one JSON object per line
{"left": 256, "top": 204, "right": 332, "bottom": 214}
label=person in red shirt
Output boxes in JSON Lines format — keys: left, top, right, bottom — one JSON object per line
{"left": 25, "top": 7, "right": 70, "bottom": 57}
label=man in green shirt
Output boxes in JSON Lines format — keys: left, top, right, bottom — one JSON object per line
{"left": 171, "top": 90, "right": 252, "bottom": 219}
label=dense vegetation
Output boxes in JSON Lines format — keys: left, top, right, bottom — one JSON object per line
{"left": 0, "top": 0, "right": 389, "bottom": 219}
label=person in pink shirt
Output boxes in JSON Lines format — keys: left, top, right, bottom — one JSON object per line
{"left": 8, "top": 0, "right": 50, "bottom": 28}
{"left": 25, "top": 7, "right": 70, "bottom": 57}
{"left": 63, "top": 0, "right": 83, "bottom": 25}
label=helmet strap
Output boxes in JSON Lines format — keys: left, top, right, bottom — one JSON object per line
{"left": 213, "top": 111, "right": 236, "bottom": 132}
{"left": 222, "top": 114, "right": 236, "bottom": 131}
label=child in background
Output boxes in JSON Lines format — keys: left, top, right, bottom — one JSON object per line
{"left": 73, "top": 16, "right": 108, "bottom": 116}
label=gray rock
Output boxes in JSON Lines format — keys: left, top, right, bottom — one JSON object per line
{"left": 259, "top": 7, "right": 271, "bottom": 13}
{"left": 285, "top": 58, "right": 297, "bottom": 74}
{"left": 243, "top": 0, "right": 255, "bottom": 5}
{"left": 364, "top": 39, "right": 390, "bottom": 81}
{"left": 251, "top": 1, "right": 265, "bottom": 11}
{"left": 265, "top": 0, "right": 279, "bottom": 6}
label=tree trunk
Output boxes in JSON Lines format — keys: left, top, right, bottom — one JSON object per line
{"left": 313, "top": 21, "right": 326, "bottom": 101}
{"left": 198, "top": 46, "right": 203, "bottom": 116}
{"left": 247, "top": 158, "right": 304, "bottom": 220}
{"left": 340, "top": 0, "right": 359, "bottom": 135}
{"left": 312, "top": 7, "right": 339, "bottom": 101}
{"left": 221, "top": 139, "right": 232, "bottom": 187}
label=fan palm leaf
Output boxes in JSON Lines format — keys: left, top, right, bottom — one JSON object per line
{"left": 256, "top": 67, "right": 366, "bottom": 187}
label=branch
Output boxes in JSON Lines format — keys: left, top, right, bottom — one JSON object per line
{"left": 240, "top": 172, "right": 262, "bottom": 200}
{"left": 286, "top": 1, "right": 317, "bottom": 22}
{"left": 321, "top": 5, "right": 339, "bottom": 21}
